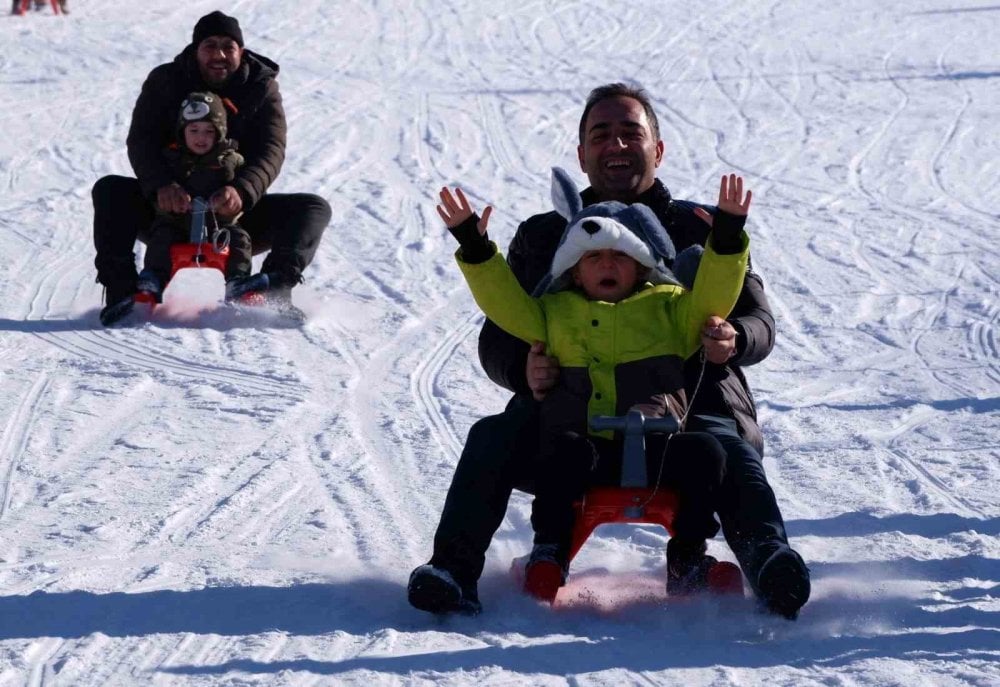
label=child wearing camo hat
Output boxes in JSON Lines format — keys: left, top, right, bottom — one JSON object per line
{"left": 136, "top": 91, "right": 252, "bottom": 302}
{"left": 437, "top": 167, "right": 753, "bottom": 601}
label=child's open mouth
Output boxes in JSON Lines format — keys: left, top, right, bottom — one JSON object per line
{"left": 600, "top": 278, "right": 618, "bottom": 288}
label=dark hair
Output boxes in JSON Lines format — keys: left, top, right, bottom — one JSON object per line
{"left": 578, "top": 82, "right": 661, "bottom": 144}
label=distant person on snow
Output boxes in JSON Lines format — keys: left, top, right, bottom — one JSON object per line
{"left": 9, "top": 0, "right": 67, "bottom": 13}
{"left": 136, "top": 91, "right": 253, "bottom": 302}
{"left": 437, "top": 170, "right": 751, "bottom": 600}
{"left": 409, "top": 82, "right": 811, "bottom": 620}
{"left": 92, "top": 10, "right": 331, "bottom": 325}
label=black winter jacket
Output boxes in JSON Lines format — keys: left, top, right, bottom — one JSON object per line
{"left": 164, "top": 140, "right": 244, "bottom": 200}
{"left": 126, "top": 45, "right": 285, "bottom": 211}
{"left": 478, "top": 179, "right": 774, "bottom": 454}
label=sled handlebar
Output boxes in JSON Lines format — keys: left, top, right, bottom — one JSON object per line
{"left": 589, "top": 410, "right": 679, "bottom": 488}
{"left": 589, "top": 411, "right": 679, "bottom": 436}
{"left": 189, "top": 197, "right": 210, "bottom": 244}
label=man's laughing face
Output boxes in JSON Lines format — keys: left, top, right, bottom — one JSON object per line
{"left": 196, "top": 35, "right": 242, "bottom": 87}
{"left": 577, "top": 96, "right": 664, "bottom": 203}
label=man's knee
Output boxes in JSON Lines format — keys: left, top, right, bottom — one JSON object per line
{"left": 286, "top": 193, "right": 330, "bottom": 253}
{"left": 296, "top": 192, "right": 332, "bottom": 225}
{"left": 258, "top": 193, "right": 330, "bottom": 231}
{"left": 712, "top": 433, "right": 772, "bottom": 492}
{"left": 92, "top": 175, "right": 116, "bottom": 204}
{"left": 250, "top": 193, "right": 330, "bottom": 276}
{"left": 466, "top": 412, "right": 513, "bottom": 447}
{"left": 669, "top": 432, "right": 726, "bottom": 486}
{"left": 457, "top": 408, "right": 535, "bottom": 484}
{"left": 92, "top": 175, "right": 141, "bottom": 206}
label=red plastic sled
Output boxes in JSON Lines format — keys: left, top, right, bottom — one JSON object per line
{"left": 134, "top": 198, "right": 258, "bottom": 309}
{"left": 134, "top": 242, "right": 231, "bottom": 307}
{"left": 518, "top": 412, "right": 744, "bottom": 604}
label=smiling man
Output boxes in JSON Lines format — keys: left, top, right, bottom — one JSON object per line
{"left": 91, "top": 11, "right": 330, "bottom": 325}
{"left": 409, "top": 83, "right": 810, "bottom": 620}
{"left": 575, "top": 92, "right": 663, "bottom": 204}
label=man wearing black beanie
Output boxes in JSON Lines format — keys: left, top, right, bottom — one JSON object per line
{"left": 91, "top": 11, "right": 331, "bottom": 324}
{"left": 192, "top": 10, "right": 245, "bottom": 49}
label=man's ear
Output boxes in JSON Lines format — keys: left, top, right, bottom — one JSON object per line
{"left": 577, "top": 143, "right": 586, "bottom": 172}
{"left": 653, "top": 140, "right": 664, "bottom": 168}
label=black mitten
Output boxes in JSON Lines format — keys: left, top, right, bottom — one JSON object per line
{"left": 448, "top": 214, "right": 494, "bottom": 264}
{"left": 709, "top": 210, "right": 746, "bottom": 255}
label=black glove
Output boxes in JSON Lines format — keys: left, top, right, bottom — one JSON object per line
{"left": 709, "top": 210, "right": 746, "bottom": 255}
{"left": 448, "top": 214, "right": 494, "bottom": 264}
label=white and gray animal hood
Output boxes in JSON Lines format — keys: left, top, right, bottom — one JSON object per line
{"left": 534, "top": 167, "right": 685, "bottom": 295}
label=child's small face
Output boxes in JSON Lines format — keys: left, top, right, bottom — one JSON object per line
{"left": 184, "top": 121, "right": 218, "bottom": 155}
{"left": 571, "top": 249, "right": 642, "bottom": 302}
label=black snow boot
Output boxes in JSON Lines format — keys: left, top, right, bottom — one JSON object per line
{"left": 99, "top": 284, "right": 136, "bottom": 327}
{"left": 757, "top": 547, "right": 810, "bottom": 620}
{"left": 407, "top": 564, "right": 482, "bottom": 616}
{"left": 666, "top": 538, "right": 716, "bottom": 596}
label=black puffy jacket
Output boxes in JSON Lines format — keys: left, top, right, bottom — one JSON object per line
{"left": 126, "top": 45, "right": 285, "bottom": 211}
{"left": 478, "top": 179, "right": 774, "bottom": 454}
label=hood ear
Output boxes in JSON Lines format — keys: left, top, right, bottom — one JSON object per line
{"left": 623, "top": 204, "right": 676, "bottom": 264}
{"left": 551, "top": 167, "right": 583, "bottom": 220}
{"left": 616, "top": 203, "right": 683, "bottom": 287}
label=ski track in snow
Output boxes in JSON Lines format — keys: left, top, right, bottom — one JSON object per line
{"left": 0, "top": 373, "right": 49, "bottom": 521}
{"left": 0, "top": 1, "right": 998, "bottom": 685}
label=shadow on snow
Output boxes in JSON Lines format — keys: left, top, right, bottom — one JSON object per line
{"left": 0, "top": 563, "right": 994, "bottom": 678}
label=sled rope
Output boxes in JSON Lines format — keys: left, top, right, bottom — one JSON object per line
{"left": 637, "top": 350, "right": 708, "bottom": 512}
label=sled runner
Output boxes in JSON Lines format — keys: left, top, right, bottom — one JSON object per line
{"left": 516, "top": 410, "right": 744, "bottom": 604}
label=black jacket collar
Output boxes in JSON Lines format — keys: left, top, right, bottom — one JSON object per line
{"left": 579, "top": 179, "right": 674, "bottom": 217}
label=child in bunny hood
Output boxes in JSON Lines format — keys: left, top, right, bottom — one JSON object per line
{"left": 440, "top": 167, "right": 751, "bottom": 595}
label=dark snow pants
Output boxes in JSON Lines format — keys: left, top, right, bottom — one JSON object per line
{"left": 428, "top": 397, "right": 793, "bottom": 593}
{"left": 92, "top": 175, "right": 330, "bottom": 295}
{"left": 530, "top": 430, "right": 725, "bottom": 562}
{"left": 429, "top": 396, "right": 539, "bottom": 589}
{"left": 686, "top": 413, "right": 792, "bottom": 597}
{"left": 144, "top": 214, "right": 253, "bottom": 286}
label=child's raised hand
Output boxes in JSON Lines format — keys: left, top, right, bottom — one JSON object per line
{"left": 715, "top": 173, "right": 751, "bottom": 216}
{"left": 437, "top": 186, "right": 495, "bottom": 262}
{"left": 437, "top": 187, "right": 492, "bottom": 235}
{"left": 694, "top": 174, "right": 752, "bottom": 226}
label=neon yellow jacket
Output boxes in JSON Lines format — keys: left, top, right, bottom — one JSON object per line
{"left": 457, "top": 232, "right": 748, "bottom": 437}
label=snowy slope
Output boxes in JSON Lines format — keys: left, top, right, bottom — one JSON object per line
{"left": 0, "top": 0, "right": 997, "bottom": 684}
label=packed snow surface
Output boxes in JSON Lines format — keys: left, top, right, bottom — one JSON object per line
{"left": 0, "top": 0, "right": 997, "bottom": 684}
